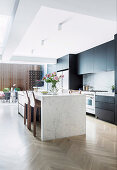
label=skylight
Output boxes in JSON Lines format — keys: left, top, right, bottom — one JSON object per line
{"left": 0, "top": 15, "right": 11, "bottom": 54}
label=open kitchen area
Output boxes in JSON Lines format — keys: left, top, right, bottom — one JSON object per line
{"left": 0, "top": 0, "right": 117, "bottom": 169}
{"left": 47, "top": 38, "right": 116, "bottom": 125}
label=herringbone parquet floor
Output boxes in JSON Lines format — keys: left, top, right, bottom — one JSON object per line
{"left": 0, "top": 104, "right": 117, "bottom": 170}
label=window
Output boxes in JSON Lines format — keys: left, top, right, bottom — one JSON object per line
{"left": 0, "top": 15, "right": 11, "bottom": 54}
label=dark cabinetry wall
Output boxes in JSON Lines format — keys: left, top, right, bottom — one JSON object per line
{"left": 94, "top": 44, "right": 107, "bottom": 72}
{"left": 77, "top": 49, "right": 94, "bottom": 74}
{"left": 107, "top": 40, "right": 115, "bottom": 71}
{"left": 115, "top": 94, "right": 117, "bottom": 125}
{"left": 115, "top": 34, "right": 117, "bottom": 125}
{"left": 77, "top": 40, "right": 115, "bottom": 74}
{"left": 69, "top": 54, "right": 83, "bottom": 89}
{"left": 115, "top": 34, "right": 117, "bottom": 94}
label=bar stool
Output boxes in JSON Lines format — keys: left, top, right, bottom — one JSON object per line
{"left": 25, "top": 91, "right": 31, "bottom": 130}
{"left": 24, "top": 91, "right": 28, "bottom": 125}
{"left": 32, "top": 92, "right": 41, "bottom": 137}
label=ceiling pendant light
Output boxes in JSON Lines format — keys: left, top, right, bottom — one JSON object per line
{"left": 58, "top": 17, "right": 73, "bottom": 31}
{"left": 41, "top": 39, "right": 45, "bottom": 46}
{"left": 58, "top": 23, "right": 62, "bottom": 31}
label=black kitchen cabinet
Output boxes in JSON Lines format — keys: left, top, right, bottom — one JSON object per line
{"left": 115, "top": 34, "right": 117, "bottom": 125}
{"left": 77, "top": 40, "right": 115, "bottom": 75}
{"left": 56, "top": 58, "right": 62, "bottom": 71}
{"left": 77, "top": 53, "right": 85, "bottom": 74}
{"left": 69, "top": 54, "right": 83, "bottom": 89}
{"left": 115, "top": 34, "right": 117, "bottom": 67}
{"left": 115, "top": 35, "right": 117, "bottom": 94}
{"left": 57, "top": 55, "right": 69, "bottom": 71}
{"left": 95, "top": 95, "right": 115, "bottom": 124}
{"left": 115, "top": 94, "right": 117, "bottom": 125}
{"left": 77, "top": 49, "right": 94, "bottom": 74}
{"left": 106, "top": 40, "right": 115, "bottom": 71}
{"left": 115, "top": 66, "right": 117, "bottom": 94}
{"left": 95, "top": 102, "right": 115, "bottom": 112}
{"left": 95, "top": 95, "right": 115, "bottom": 103}
{"left": 61, "top": 55, "right": 69, "bottom": 70}
{"left": 47, "top": 64, "right": 57, "bottom": 74}
{"left": 94, "top": 44, "right": 107, "bottom": 73}
{"left": 95, "top": 108, "right": 115, "bottom": 124}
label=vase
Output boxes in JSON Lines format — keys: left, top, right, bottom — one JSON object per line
{"left": 112, "top": 89, "right": 115, "bottom": 93}
{"left": 51, "top": 84, "right": 58, "bottom": 95}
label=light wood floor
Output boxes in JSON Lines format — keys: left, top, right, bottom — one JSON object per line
{"left": 0, "top": 104, "right": 117, "bottom": 170}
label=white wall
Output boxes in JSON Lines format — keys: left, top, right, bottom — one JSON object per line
{"left": 83, "top": 71, "right": 114, "bottom": 92}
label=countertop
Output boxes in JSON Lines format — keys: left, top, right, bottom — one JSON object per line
{"left": 95, "top": 92, "right": 115, "bottom": 96}
{"left": 81, "top": 91, "right": 115, "bottom": 97}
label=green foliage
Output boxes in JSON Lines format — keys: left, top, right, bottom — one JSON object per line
{"left": 15, "top": 88, "right": 20, "bottom": 91}
{"left": 112, "top": 85, "right": 115, "bottom": 90}
{"left": 3, "top": 88, "right": 10, "bottom": 92}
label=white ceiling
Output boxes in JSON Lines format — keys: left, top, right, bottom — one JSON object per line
{"left": 0, "top": 0, "right": 117, "bottom": 63}
{"left": 0, "top": 0, "right": 15, "bottom": 55}
{"left": 13, "top": 6, "right": 116, "bottom": 59}
{"left": 42, "top": 0, "right": 116, "bottom": 21}
{"left": 0, "top": 0, "right": 15, "bottom": 15}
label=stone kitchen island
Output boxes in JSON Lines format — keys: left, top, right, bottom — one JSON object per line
{"left": 34, "top": 93, "right": 86, "bottom": 141}
{"left": 18, "top": 92, "right": 86, "bottom": 141}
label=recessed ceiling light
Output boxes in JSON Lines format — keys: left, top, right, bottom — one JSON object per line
{"left": 58, "top": 17, "right": 73, "bottom": 31}
{"left": 41, "top": 39, "right": 46, "bottom": 46}
{"left": 58, "top": 23, "right": 62, "bottom": 31}
{"left": 31, "top": 49, "right": 35, "bottom": 54}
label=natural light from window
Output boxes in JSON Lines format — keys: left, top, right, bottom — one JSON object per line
{"left": 0, "top": 15, "right": 11, "bottom": 54}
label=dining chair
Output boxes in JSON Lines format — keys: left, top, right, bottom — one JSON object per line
{"left": 32, "top": 92, "right": 41, "bottom": 137}
{"left": 25, "top": 91, "right": 31, "bottom": 130}
{"left": 15, "top": 92, "right": 18, "bottom": 102}
{"left": 0, "top": 94, "right": 5, "bottom": 102}
{"left": 4, "top": 92, "right": 11, "bottom": 102}
{"left": 24, "top": 91, "right": 28, "bottom": 126}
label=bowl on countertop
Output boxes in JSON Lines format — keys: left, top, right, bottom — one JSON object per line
{"left": 41, "top": 91, "right": 48, "bottom": 95}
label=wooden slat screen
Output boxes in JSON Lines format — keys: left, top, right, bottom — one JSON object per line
{"left": 0, "top": 63, "right": 43, "bottom": 91}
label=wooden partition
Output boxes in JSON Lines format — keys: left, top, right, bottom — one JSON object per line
{"left": 0, "top": 63, "right": 43, "bottom": 91}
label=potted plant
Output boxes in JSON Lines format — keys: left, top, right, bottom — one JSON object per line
{"left": 112, "top": 85, "right": 115, "bottom": 93}
{"left": 43, "top": 72, "right": 64, "bottom": 94}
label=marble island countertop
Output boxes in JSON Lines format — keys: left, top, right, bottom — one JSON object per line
{"left": 34, "top": 92, "right": 84, "bottom": 97}
{"left": 18, "top": 91, "right": 86, "bottom": 141}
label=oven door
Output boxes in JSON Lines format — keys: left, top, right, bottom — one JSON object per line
{"left": 86, "top": 95, "right": 95, "bottom": 114}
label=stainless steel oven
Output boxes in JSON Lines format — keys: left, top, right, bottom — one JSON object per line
{"left": 86, "top": 94, "right": 95, "bottom": 115}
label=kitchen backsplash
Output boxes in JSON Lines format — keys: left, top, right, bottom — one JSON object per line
{"left": 83, "top": 71, "right": 114, "bottom": 92}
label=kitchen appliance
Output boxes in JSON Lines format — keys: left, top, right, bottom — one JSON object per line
{"left": 57, "top": 70, "right": 69, "bottom": 91}
{"left": 85, "top": 90, "right": 108, "bottom": 115}
{"left": 86, "top": 93, "right": 95, "bottom": 115}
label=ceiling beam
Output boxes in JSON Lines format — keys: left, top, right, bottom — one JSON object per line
{"left": 1, "top": 0, "right": 116, "bottom": 63}
{"left": 10, "top": 55, "right": 56, "bottom": 64}
{"left": 2, "top": 0, "right": 42, "bottom": 61}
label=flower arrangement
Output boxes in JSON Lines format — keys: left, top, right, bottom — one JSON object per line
{"left": 43, "top": 72, "right": 64, "bottom": 94}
